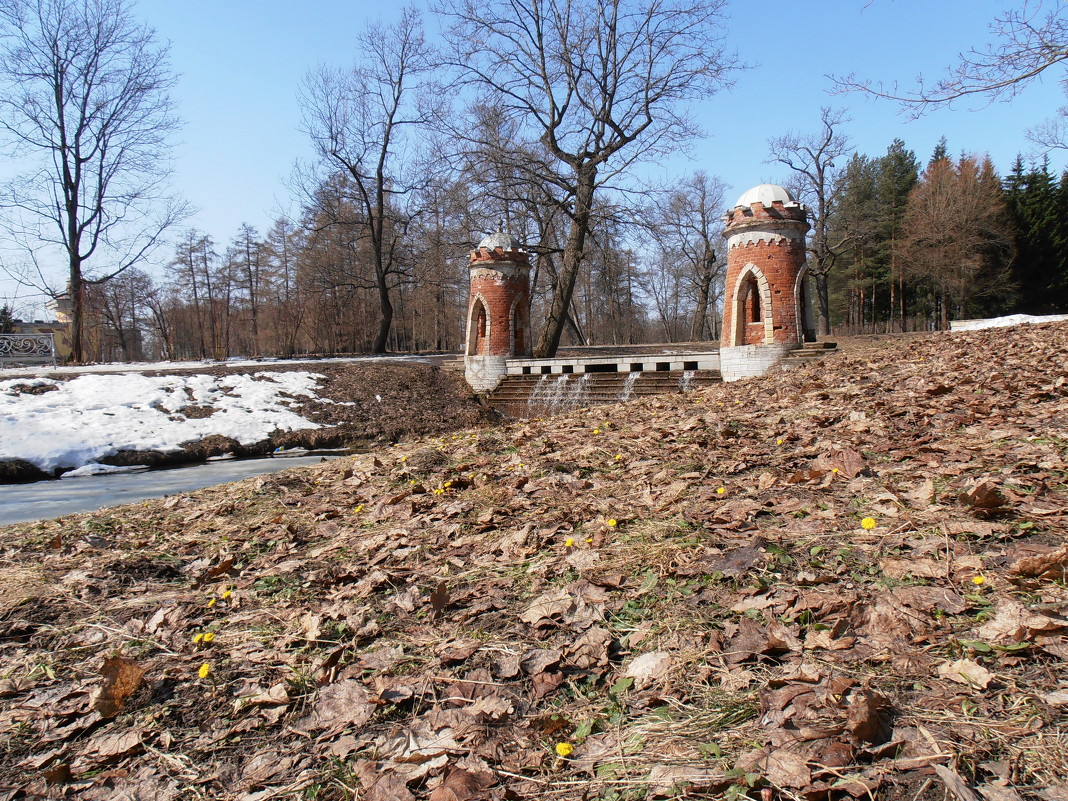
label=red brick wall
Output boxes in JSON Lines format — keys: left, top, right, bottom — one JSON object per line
{"left": 467, "top": 247, "right": 531, "bottom": 358}
{"left": 721, "top": 199, "right": 808, "bottom": 349}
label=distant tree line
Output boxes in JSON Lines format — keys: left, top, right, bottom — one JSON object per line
{"left": 827, "top": 135, "right": 1068, "bottom": 333}
{"left": 5, "top": 1, "right": 1068, "bottom": 363}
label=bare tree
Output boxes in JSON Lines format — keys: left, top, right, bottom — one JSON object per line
{"left": 768, "top": 108, "right": 852, "bottom": 336}
{"left": 300, "top": 7, "right": 438, "bottom": 354}
{"left": 0, "top": 0, "right": 186, "bottom": 362}
{"left": 439, "top": 0, "right": 737, "bottom": 357}
{"left": 837, "top": 3, "right": 1068, "bottom": 148}
{"left": 645, "top": 171, "right": 726, "bottom": 341}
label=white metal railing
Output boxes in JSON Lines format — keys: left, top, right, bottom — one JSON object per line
{"left": 0, "top": 334, "right": 57, "bottom": 367}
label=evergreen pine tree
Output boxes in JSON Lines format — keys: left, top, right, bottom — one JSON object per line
{"left": 876, "top": 139, "right": 919, "bottom": 327}
{"left": 929, "top": 137, "right": 949, "bottom": 166}
{"left": 0, "top": 304, "right": 13, "bottom": 334}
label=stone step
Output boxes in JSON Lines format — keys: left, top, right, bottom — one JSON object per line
{"left": 488, "top": 370, "right": 722, "bottom": 417}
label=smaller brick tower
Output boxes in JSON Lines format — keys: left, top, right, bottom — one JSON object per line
{"left": 464, "top": 229, "right": 532, "bottom": 393}
{"left": 719, "top": 184, "right": 813, "bottom": 381}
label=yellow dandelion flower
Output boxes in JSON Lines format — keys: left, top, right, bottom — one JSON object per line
{"left": 716, "top": 487, "right": 726, "bottom": 495}
{"left": 355, "top": 504, "right": 364, "bottom": 513}
{"left": 206, "top": 598, "right": 217, "bottom": 608}
{"left": 776, "top": 439, "right": 784, "bottom": 445}
{"left": 202, "top": 632, "right": 215, "bottom": 643}
{"left": 221, "top": 589, "right": 232, "bottom": 600}
{"left": 198, "top": 663, "right": 211, "bottom": 679}
{"left": 607, "top": 519, "right": 618, "bottom": 528}
{"left": 443, "top": 481, "right": 453, "bottom": 489}
{"left": 860, "top": 517, "right": 877, "bottom": 530}
{"left": 593, "top": 428, "right": 600, "bottom": 434}
{"left": 615, "top": 454, "right": 623, "bottom": 461}
{"left": 400, "top": 456, "right": 407, "bottom": 462}
{"left": 564, "top": 537, "right": 575, "bottom": 547}
{"left": 192, "top": 633, "right": 204, "bottom": 644}
{"left": 555, "top": 742, "right": 574, "bottom": 757}
{"left": 972, "top": 575, "right": 986, "bottom": 586}
{"left": 831, "top": 468, "right": 839, "bottom": 474}
{"left": 585, "top": 537, "right": 593, "bottom": 543}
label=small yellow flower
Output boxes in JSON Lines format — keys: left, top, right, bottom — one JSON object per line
{"left": 607, "top": 519, "right": 618, "bottom": 528}
{"left": 203, "top": 631, "right": 215, "bottom": 643}
{"left": 593, "top": 428, "right": 600, "bottom": 434}
{"left": 206, "top": 597, "right": 217, "bottom": 608}
{"left": 585, "top": 537, "right": 593, "bottom": 543}
{"left": 860, "top": 517, "right": 877, "bottom": 530}
{"left": 831, "top": 468, "right": 839, "bottom": 474}
{"left": 443, "top": 481, "right": 453, "bottom": 489}
{"left": 716, "top": 487, "right": 726, "bottom": 495}
{"left": 355, "top": 504, "right": 364, "bottom": 513}
{"left": 555, "top": 742, "right": 574, "bottom": 757}
{"left": 221, "top": 588, "right": 232, "bottom": 600}
{"left": 564, "top": 537, "right": 575, "bottom": 547}
{"left": 972, "top": 575, "right": 986, "bottom": 586}
{"left": 198, "top": 663, "right": 211, "bottom": 679}
{"left": 400, "top": 456, "right": 407, "bottom": 462}
{"left": 776, "top": 439, "right": 784, "bottom": 445}
{"left": 192, "top": 633, "right": 204, "bottom": 644}
{"left": 615, "top": 453, "right": 623, "bottom": 460}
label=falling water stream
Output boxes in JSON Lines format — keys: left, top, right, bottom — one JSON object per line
{"left": 618, "top": 371, "right": 641, "bottom": 401}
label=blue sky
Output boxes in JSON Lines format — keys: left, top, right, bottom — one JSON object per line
{"left": 2, "top": 0, "right": 1065, "bottom": 316}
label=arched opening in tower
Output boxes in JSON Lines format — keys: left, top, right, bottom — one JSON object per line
{"left": 467, "top": 298, "right": 489, "bottom": 356}
{"left": 744, "top": 276, "right": 762, "bottom": 323}
{"left": 798, "top": 271, "right": 817, "bottom": 342}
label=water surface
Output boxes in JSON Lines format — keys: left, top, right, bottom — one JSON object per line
{"left": 0, "top": 455, "right": 340, "bottom": 526}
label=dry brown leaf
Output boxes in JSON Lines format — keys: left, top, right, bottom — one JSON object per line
{"left": 624, "top": 651, "right": 672, "bottom": 690}
{"left": 300, "top": 679, "right": 374, "bottom": 735}
{"left": 1010, "top": 545, "right": 1068, "bottom": 580}
{"left": 938, "top": 659, "right": 994, "bottom": 689}
{"left": 519, "top": 589, "right": 573, "bottom": 626}
{"left": 763, "top": 748, "right": 811, "bottom": 789}
{"left": 977, "top": 599, "right": 1068, "bottom": 643}
{"left": 429, "top": 767, "right": 495, "bottom": 801}
{"left": 645, "top": 764, "right": 724, "bottom": 796}
{"left": 91, "top": 656, "right": 145, "bottom": 718}
{"left": 959, "top": 480, "right": 1007, "bottom": 511}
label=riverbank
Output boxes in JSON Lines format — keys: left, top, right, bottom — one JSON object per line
{"left": 1, "top": 322, "right": 1067, "bottom": 799}
{"left": 0, "top": 359, "right": 492, "bottom": 482}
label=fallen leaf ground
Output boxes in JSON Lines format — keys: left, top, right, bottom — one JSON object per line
{"left": 2, "top": 323, "right": 1067, "bottom": 801}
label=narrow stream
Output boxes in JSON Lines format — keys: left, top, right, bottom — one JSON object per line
{"left": 0, "top": 454, "right": 345, "bottom": 527}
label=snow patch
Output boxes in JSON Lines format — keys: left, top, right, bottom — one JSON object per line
{"left": 0, "top": 371, "right": 324, "bottom": 473}
{"left": 950, "top": 313, "right": 1068, "bottom": 331}
{"left": 62, "top": 463, "right": 151, "bottom": 478}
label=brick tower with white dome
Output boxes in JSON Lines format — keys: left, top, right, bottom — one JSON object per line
{"left": 464, "top": 229, "right": 532, "bottom": 393}
{"left": 719, "top": 184, "right": 814, "bottom": 380}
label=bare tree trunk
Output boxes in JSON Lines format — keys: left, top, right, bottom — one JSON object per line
{"left": 535, "top": 167, "right": 595, "bottom": 357}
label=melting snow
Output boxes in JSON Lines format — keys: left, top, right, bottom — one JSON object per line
{"left": 0, "top": 371, "right": 324, "bottom": 473}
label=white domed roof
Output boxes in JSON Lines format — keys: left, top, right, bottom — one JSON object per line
{"left": 734, "top": 184, "right": 795, "bottom": 209}
{"left": 478, "top": 230, "right": 522, "bottom": 250}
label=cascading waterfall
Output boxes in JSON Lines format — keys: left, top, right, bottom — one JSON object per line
{"left": 560, "top": 373, "right": 591, "bottom": 411}
{"left": 525, "top": 375, "right": 551, "bottom": 416}
{"left": 618, "top": 371, "right": 641, "bottom": 401}
{"left": 678, "top": 370, "right": 695, "bottom": 391}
